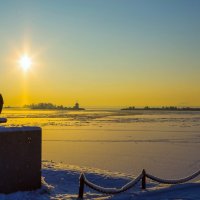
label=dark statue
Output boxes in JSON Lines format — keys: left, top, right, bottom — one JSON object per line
{"left": 0, "top": 94, "right": 3, "bottom": 114}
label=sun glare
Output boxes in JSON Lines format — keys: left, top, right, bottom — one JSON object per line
{"left": 19, "top": 55, "right": 32, "bottom": 71}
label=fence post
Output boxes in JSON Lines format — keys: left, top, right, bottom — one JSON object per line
{"left": 142, "top": 169, "right": 146, "bottom": 190}
{"left": 78, "top": 173, "right": 85, "bottom": 199}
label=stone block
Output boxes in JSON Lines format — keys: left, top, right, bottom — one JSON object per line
{"left": 0, "top": 126, "right": 41, "bottom": 193}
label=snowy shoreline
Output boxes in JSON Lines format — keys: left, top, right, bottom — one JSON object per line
{"left": 0, "top": 161, "right": 199, "bottom": 200}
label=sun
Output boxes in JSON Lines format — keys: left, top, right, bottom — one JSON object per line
{"left": 19, "top": 55, "right": 32, "bottom": 71}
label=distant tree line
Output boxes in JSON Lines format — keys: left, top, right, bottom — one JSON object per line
{"left": 121, "top": 106, "right": 200, "bottom": 111}
{"left": 24, "top": 103, "right": 85, "bottom": 110}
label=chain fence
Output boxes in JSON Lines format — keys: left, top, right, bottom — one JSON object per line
{"left": 78, "top": 168, "right": 200, "bottom": 198}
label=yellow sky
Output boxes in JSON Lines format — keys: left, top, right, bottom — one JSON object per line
{"left": 1, "top": 1, "right": 200, "bottom": 107}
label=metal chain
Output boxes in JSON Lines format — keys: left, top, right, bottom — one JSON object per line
{"left": 83, "top": 173, "right": 142, "bottom": 194}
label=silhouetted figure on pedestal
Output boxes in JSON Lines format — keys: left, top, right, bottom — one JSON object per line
{"left": 0, "top": 94, "right": 3, "bottom": 114}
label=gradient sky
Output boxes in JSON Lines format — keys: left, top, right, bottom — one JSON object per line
{"left": 0, "top": 0, "right": 200, "bottom": 107}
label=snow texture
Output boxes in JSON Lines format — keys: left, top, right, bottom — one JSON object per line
{"left": 0, "top": 161, "right": 199, "bottom": 200}
{"left": 0, "top": 126, "right": 41, "bottom": 132}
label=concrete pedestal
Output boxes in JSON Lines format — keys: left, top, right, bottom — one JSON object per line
{"left": 0, "top": 126, "right": 41, "bottom": 193}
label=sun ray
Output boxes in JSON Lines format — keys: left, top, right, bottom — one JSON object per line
{"left": 19, "top": 54, "right": 32, "bottom": 71}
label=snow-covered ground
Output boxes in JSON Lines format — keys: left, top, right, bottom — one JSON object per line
{"left": 0, "top": 109, "right": 200, "bottom": 199}
{"left": 2, "top": 109, "right": 200, "bottom": 178}
{"left": 0, "top": 161, "right": 199, "bottom": 200}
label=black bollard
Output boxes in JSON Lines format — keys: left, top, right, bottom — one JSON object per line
{"left": 78, "top": 173, "right": 85, "bottom": 199}
{"left": 142, "top": 169, "right": 146, "bottom": 190}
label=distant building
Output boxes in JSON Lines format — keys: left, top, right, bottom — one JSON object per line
{"left": 73, "top": 102, "right": 79, "bottom": 109}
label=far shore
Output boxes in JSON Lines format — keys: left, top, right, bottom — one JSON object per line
{"left": 2, "top": 106, "right": 200, "bottom": 112}
{"left": 121, "top": 106, "right": 200, "bottom": 111}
